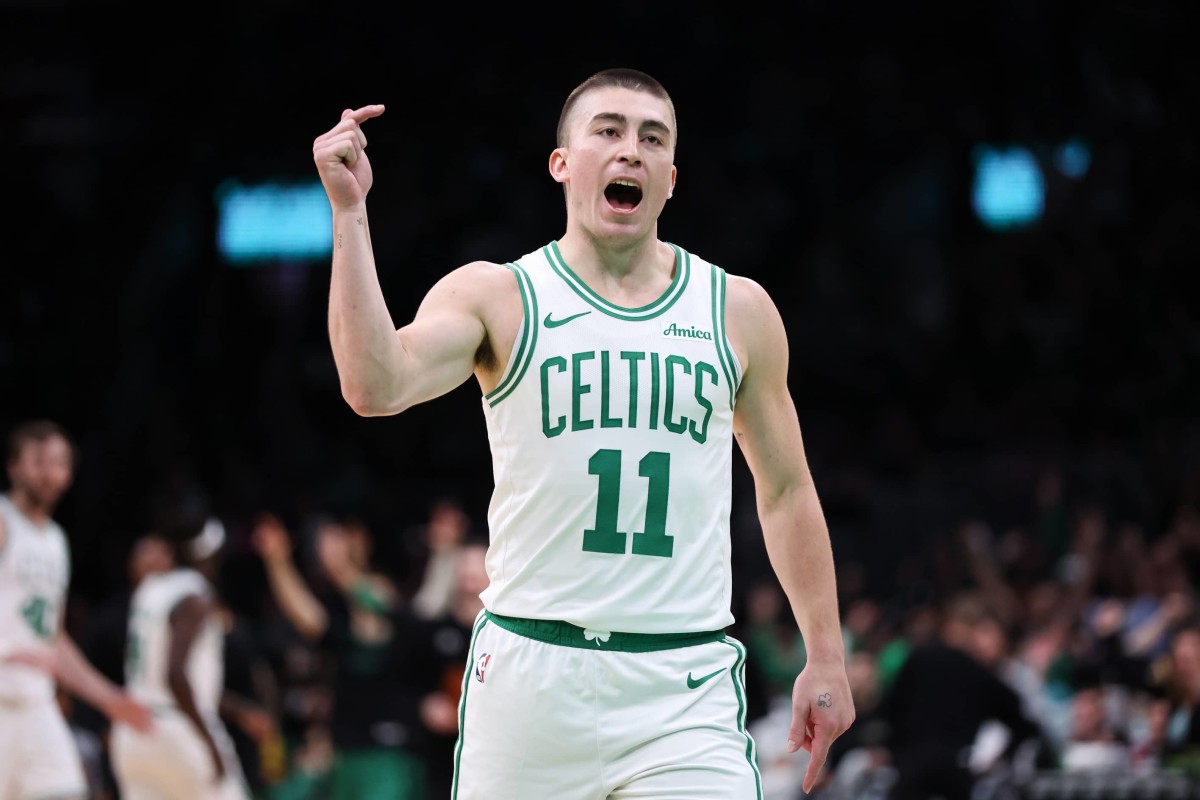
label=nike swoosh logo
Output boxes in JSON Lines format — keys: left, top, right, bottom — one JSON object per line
{"left": 544, "top": 311, "right": 591, "bottom": 328}
{"left": 687, "top": 668, "right": 725, "bottom": 689}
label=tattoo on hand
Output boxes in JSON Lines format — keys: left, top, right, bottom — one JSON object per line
{"left": 817, "top": 693, "right": 832, "bottom": 708}
{"left": 356, "top": 216, "right": 364, "bottom": 226}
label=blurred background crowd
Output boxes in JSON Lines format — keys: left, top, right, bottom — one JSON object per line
{"left": 3, "top": 1, "right": 1197, "bottom": 798}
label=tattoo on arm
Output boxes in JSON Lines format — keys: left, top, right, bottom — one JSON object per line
{"left": 817, "top": 692, "right": 832, "bottom": 708}
{"left": 356, "top": 216, "right": 364, "bottom": 226}
{"left": 337, "top": 233, "right": 343, "bottom": 250}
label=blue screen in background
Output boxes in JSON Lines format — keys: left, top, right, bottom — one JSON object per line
{"left": 971, "top": 145, "right": 1045, "bottom": 231}
{"left": 216, "top": 180, "right": 332, "bottom": 264}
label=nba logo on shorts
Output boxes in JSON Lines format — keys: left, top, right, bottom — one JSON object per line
{"left": 475, "top": 652, "right": 492, "bottom": 683}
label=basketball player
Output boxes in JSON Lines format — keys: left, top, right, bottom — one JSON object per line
{"left": 0, "top": 419, "right": 155, "bottom": 800}
{"left": 313, "top": 68, "right": 855, "bottom": 798}
{"left": 109, "top": 492, "right": 258, "bottom": 800}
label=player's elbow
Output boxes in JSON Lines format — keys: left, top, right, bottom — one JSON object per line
{"left": 343, "top": 394, "right": 390, "bottom": 417}
{"left": 755, "top": 476, "right": 803, "bottom": 513}
{"left": 340, "top": 382, "right": 407, "bottom": 417}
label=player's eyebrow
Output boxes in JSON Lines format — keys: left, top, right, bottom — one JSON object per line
{"left": 591, "top": 112, "right": 673, "bottom": 141}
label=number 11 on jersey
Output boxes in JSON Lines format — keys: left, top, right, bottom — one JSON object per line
{"left": 582, "top": 449, "right": 673, "bottom": 557}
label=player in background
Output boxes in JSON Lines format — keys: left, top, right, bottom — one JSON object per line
{"left": 0, "top": 419, "right": 154, "bottom": 800}
{"left": 110, "top": 488, "right": 270, "bottom": 799}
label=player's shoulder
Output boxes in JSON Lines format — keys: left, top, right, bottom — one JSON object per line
{"left": 715, "top": 270, "right": 788, "bottom": 377}
{"left": 144, "top": 567, "right": 208, "bottom": 596}
{"left": 720, "top": 271, "right": 779, "bottom": 322}
{"left": 439, "top": 260, "right": 521, "bottom": 295}
{"left": 455, "top": 259, "right": 513, "bottom": 277}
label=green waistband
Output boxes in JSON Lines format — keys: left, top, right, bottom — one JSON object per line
{"left": 484, "top": 611, "right": 725, "bottom": 652}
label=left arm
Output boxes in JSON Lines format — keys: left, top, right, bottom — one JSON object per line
{"left": 726, "top": 275, "right": 855, "bottom": 794}
{"left": 53, "top": 633, "right": 154, "bottom": 732}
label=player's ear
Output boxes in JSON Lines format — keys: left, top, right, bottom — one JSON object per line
{"left": 549, "top": 147, "right": 569, "bottom": 184}
{"left": 667, "top": 165, "right": 677, "bottom": 199}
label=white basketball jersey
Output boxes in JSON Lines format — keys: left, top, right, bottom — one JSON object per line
{"left": 0, "top": 493, "right": 71, "bottom": 703}
{"left": 125, "top": 568, "right": 224, "bottom": 717}
{"left": 480, "top": 241, "right": 742, "bottom": 634}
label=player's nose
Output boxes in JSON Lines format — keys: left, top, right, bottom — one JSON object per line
{"left": 617, "top": 142, "right": 643, "bottom": 166}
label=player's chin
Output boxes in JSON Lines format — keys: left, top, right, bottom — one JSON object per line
{"left": 597, "top": 207, "right": 652, "bottom": 235}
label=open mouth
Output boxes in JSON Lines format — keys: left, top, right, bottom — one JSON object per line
{"left": 604, "top": 180, "right": 643, "bottom": 211}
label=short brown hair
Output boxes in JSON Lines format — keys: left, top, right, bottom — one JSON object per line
{"left": 556, "top": 68, "right": 676, "bottom": 148}
{"left": 7, "top": 419, "right": 78, "bottom": 467}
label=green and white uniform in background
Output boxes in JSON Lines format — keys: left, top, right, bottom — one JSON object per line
{"left": 0, "top": 493, "right": 88, "bottom": 800}
{"left": 455, "top": 242, "right": 762, "bottom": 799}
{"left": 111, "top": 567, "right": 250, "bottom": 800}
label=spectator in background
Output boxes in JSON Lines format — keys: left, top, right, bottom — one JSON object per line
{"left": 416, "top": 538, "right": 490, "bottom": 798}
{"left": 1128, "top": 684, "right": 1175, "bottom": 772}
{"left": 874, "top": 602, "right": 940, "bottom": 694}
{"left": 818, "top": 650, "right": 894, "bottom": 799}
{"left": 221, "top": 591, "right": 282, "bottom": 797}
{"left": 1160, "top": 624, "right": 1200, "bottom": 775}
{"left": 405, "top": 496, "right": 474, "bottom": 620}
{"left": 1058, "top": 671, "right": 1131, "bottom": 773}
{"left": 252, "top": 513, "right": 435, "bottom": 800}
{"left": 743, "top": 579, "right": 807, "bottom": 701}
{"left": 879, "top": 592, "right": 1043, "bottom": 800}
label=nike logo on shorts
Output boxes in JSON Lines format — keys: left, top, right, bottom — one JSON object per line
{"left": 687, "top": 668, "right": 725, "bottom": 689}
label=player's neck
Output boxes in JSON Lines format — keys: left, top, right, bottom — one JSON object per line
{"left": 6, "top": 489, "right": 53, "bottom": 528}
{"left": 556, "top": 230, "right": 674, "bottom": 290}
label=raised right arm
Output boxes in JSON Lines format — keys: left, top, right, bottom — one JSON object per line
{"left": 314, "top": 105, "right": 499, "bottom": 416}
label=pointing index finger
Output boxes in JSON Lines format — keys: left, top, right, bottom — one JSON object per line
{"left": 341, "top": 104, "right": 385, "bottom": 123}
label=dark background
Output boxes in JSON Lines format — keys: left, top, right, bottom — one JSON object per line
{"left": 3, "top": 2, "right": 1196, "bottom": 618}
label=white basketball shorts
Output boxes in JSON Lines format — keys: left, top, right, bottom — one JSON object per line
{"left": 452, "top": 611, "right": 763, "bottom": 799}
{"left": 0, "top": 697, "right": 88, "bottom": 800}
{"left": 110, "top": 711, "right": 249, "bottom": 800}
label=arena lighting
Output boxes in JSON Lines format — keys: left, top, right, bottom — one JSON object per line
{"left": 215, "top": 179, "right": 332, "bottom": 264}
{"left": 1053, "top": 137, "right": 1091, "bottom": 179}
{"left": 970, "top": 144, "right": 1045, "bottom": 231}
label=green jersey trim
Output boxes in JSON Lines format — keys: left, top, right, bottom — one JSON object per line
{"left": 722, "top": 635, "right": 764, "bottom": 798}
{"left": 485, "top": 262, "right": 539, "bottom": 408}
{"left": 451, "top": 612, "right": 489, "bottom": 800}
{"left": 544, "top": 241, "right": 690, "bottom": 321}
{"left": 484, "top": 611, "right": 726, "bottom": 652}
{"left": 710, "top": 265, "right": 741, "bottom": 406}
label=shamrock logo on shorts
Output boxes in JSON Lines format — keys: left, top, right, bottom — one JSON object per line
{"left": 583, "top": 629, "right": 611, "bottom": 646}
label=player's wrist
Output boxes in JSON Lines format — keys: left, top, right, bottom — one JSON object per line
{"left": 330, "top": 204, "right": 369, "bottom": 220}
{"left": 801, "top": 649, "right": 847, "bottom": 669}
{"left": 98, "top": 686, "right": 126, "bottom": 718}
